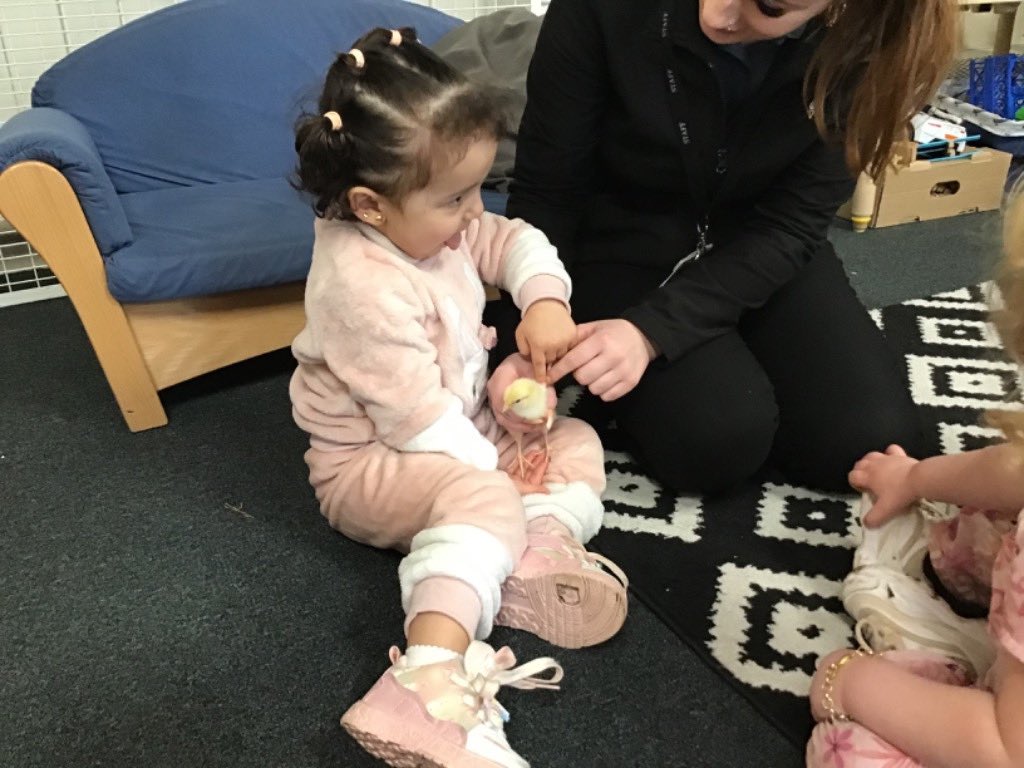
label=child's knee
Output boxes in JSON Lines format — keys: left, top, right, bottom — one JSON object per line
{"left": 545, "top": 417, "right": 607, "bottom": 490}
{"left": 522, "top": 480, "right": 604, "bottom": 543}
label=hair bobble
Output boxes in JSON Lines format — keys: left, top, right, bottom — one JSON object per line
{"left": 323, "top": 111, "right": 343, "bottom": 132}
{"left": 348, "top": 48, "right": 365, "bottom": 69}
{"left": 388, "top": 29, "right": 402, "bottom": 46}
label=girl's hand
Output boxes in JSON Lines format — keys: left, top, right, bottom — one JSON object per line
{"left": 515, "top": 299, "right": 576, "bottom": 382}
{"left": 504, "top": 448, "right": 550, "bottom": 495}
{"left": 486, "top": 353, "right": 556, "bottom": 436}
{"left": 546, "top": 319, "right": 657, "bottom": 402}
{"left": 848, "top": 444, "right": 920, "bottom": 527}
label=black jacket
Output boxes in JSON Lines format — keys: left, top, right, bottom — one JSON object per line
{"left": 506, "top": 0, "right": 856, "bottom": 363}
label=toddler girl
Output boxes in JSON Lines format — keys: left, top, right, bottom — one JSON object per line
{"left": 289, "top": 27, "right": 627, "bottom": 768}
{"left": 805, "top": 194, "right": 1024, "bottom": 767}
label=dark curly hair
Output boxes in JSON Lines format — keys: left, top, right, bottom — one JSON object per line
{"left": 294, "top": 27, "right": 508, "bottom": 220}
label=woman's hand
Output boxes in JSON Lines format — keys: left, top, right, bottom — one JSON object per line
{"left": 546, "top": 319, "right": 657, "bottom": 401}
{"left": 848, "top": 444, "right": 920, "bottom": 527}
{"left": 515, "top": 299, "right": 576, "bottom": 382}
{"left": 486, "top": 353, "right": 556, "bottom": 436}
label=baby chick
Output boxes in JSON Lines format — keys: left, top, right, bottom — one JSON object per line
{"left": 502, "top": 377, "right": 555, "bottom": 480}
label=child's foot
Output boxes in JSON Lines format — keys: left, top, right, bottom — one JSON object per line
{"left": 842, "top": 564, "right": 994, "bottom": 679}
{"left": 341, "top": 641, "right": 562, "bottom": 768}
{"left": 496, "top": 532, "right": 628, "bottom": 649}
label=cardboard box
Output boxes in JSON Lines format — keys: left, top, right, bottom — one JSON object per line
{"left": 837, "top": 145, "right": 1012, "bottom": 229}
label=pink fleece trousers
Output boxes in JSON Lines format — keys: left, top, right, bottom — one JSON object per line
{"left": 304, "top": 408, "right": 606, "bottom": 642}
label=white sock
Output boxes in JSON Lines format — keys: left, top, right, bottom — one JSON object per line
{"left": 404, "top": 644, "right": 461, "bottom": 667}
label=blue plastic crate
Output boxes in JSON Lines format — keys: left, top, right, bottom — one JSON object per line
{"left": 968, "top": 54, "right": 1024, "bottom": 119}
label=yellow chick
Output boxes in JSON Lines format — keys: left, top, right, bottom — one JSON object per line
{"left": 502, "top": 377, "right": 555, "bottom": 480}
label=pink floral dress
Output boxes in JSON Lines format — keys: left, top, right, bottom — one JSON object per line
{"left": 806, "top": 508, "right": 1024, "bottom": 768}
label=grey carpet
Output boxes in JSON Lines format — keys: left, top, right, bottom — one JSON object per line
{"left": 0, "top": 212, "right": 997, "bottom": 767}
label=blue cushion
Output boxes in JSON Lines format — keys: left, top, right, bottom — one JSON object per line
{"left": 0, "top": 108, "right": 132, "bottom": 256}
{"left": 111, "top": 179, "right": 312, "bottom": 301}
{"left": 32, "top": 0, "right": 461, "bottom": 194}
{"left": 109, "top": 180, "right": 509, "bottom": 302}
{"left": 482, "top": 188, "right": 508, "bottom": 217}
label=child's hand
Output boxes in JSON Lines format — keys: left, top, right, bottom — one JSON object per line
{"left": 848, "top": 444, "right": 920, "bottom": 528}
{"left": 504, "top": 448, "right": 550, "bottom": 495}
{"left": 487, "top": 353, "right": 555, "bottom": 436}
{"left": 515, "top": 299, "right": 576, "bottom": 382}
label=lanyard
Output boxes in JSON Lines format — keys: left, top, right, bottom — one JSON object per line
{"left": 657, "top": 1, "right": 725, "bottom": 266}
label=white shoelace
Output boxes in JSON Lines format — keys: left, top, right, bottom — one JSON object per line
{"left": 853, "top": 617, "right": 902, "bottom": 654}
{"left": 917, "top": 499, "right": 960, "bottom": 523}
{"left": 449, "top": 641, "right": 563, "bottom": 728}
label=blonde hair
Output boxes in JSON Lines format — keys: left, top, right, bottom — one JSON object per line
{"left": 987, "top": 185, "right": 1024, "bottom": 453}
{"left": 806, "top": 0, "right": 959, "bottom": 177}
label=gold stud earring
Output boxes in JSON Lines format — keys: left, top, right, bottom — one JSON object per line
{"left": 826, "top": 0, "right": 846, "bottom": 27}
{"left": 375, "top": 214, "right": 385, "bottom": 224}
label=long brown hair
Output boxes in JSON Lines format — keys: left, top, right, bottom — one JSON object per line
{"left": 805, "top": 0, "right": 959, "bottom": 178}
{"left": 988, "top": 186, "right": 1024, "bottom": 452}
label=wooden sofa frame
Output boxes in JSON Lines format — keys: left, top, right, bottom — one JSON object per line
{"left": 0, "top": 161, "right": 307, "bottom": 432}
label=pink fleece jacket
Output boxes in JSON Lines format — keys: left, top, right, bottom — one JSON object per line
{"left": 290, "top": 213, "right": 571, "bottom": 468}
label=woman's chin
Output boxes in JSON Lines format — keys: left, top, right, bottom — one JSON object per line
{"left": 698, "top": 20, "right": 744, "bottom": 44}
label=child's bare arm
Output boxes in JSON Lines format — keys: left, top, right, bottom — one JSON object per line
{"left": 907, "top": 443, "right": 1024, "bottom": 514}
{"left": 820, "top": 649, "right": 1024, "bottom": 768}
{"left": 993, "top": 651, "right": 1024, "bottom": 765}
{"left": 852, "top": 443, "right": 1024, "bottom": 527}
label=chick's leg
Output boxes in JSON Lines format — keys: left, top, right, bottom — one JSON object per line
{"left": 510, "top": 412, "right": 556, "bottom": 481}
{"left": 540, "top": 408, "right": 554, "bottom": 466}
{"left": 519, "top": 410, "right": 554, "bottom": 480}
{"left": 511, "top": 431, "right": 534, "bottom": 481}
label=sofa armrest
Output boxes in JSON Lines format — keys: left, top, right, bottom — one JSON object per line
{"left": 0, "top": 107, "right": 132, "bottom": 255}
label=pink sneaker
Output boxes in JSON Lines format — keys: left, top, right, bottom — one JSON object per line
{"left": 341, "top": 640, "right": 562, "bottom": 768}
{"left": 496, "top": 532, "right": 629, "bottom": 649}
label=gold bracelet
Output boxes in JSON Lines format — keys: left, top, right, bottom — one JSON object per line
{"left": 821, "top": 649, "right": 870, "bottom": 724}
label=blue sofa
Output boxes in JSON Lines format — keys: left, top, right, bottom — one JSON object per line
{"left": 0, "top": 0, "right": 506, "bottom": 430}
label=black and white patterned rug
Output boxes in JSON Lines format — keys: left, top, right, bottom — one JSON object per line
{"left": 567, "top": 284, "right": 1019, "bottom": 747}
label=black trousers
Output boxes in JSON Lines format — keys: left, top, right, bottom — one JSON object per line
{"left": 484, "top": 246, "right": 932, "bottom": 495}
